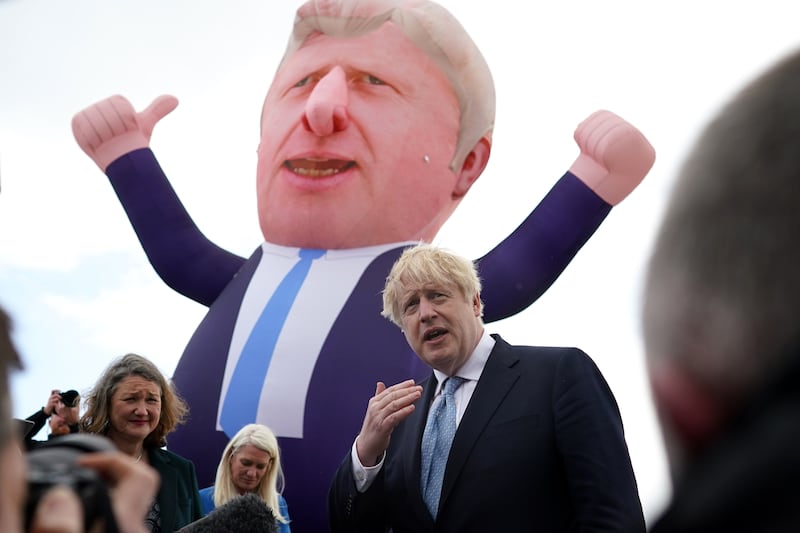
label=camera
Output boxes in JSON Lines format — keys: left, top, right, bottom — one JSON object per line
{"left": 59, "top": 389, "right": 80, "bottom": 408}
{"left": 25, "top": 434, "right": 118, "bottom": 532}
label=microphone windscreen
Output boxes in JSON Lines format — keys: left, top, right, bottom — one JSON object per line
{"left": 177, "top": 493, "right": 278, "bottom": 533}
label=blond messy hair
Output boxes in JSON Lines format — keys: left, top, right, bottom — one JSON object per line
{"left": 382, "top": 243, "right": 482, "bottom": 326}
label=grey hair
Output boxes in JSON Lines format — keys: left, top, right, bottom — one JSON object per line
{"left": 642, "top": 47, "right": 800, "bottom": 403}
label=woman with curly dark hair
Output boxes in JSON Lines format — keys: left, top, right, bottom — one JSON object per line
{"left": 81, "top": 353, "right": 202, "bottom": 531}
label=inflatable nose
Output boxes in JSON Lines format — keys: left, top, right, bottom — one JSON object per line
{"left": 303, "top": 66, "right": 350, "bottom": 136}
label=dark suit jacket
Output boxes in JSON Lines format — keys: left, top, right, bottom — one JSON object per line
{"left": 329, "top": 335, "right": 645, "bottom": 533}
{"left": 148, "top": 447, "right": 203, "bottom": 532}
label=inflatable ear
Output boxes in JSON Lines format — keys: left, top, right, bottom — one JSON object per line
{"left": 452, "top": 137, "right": 491, "bottom": 199}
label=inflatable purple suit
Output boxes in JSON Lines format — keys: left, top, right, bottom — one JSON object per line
{"left": 72, "top": 2, "right": 655, "bottom": 531}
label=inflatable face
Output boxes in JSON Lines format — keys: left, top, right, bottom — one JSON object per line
{"left": 256, "top": 21, "right": 469, "bottom": 249}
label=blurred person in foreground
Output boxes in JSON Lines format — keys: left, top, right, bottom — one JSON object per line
{"left": 329, "top": 244, "right": 644, "bottom": 532}
{"left": 199, "top": 423, "right": 290, "bottom": 532}
{"left": 0, "top": 307, "right": 158, "bottom": 533}
{"left": 24, "top": 388, "right": 80, "bottom": 451}
{"left": 80, "top": 353, "right": 203, "bottom": 531}
{"left": 642, "top": 48, "right": 800, "bottom": 532}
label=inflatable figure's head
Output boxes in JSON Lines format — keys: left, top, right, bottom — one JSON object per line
{"left": 256, "top": 0, "right": 495, "bottom": 249}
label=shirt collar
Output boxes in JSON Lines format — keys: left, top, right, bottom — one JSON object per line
{"left": 260, "top": 240, "right": 418, "bottom": 260}
{"left": 431, "top": 330, "right": 495, "bottom": 392}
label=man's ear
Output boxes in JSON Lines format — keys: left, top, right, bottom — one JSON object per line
{"left": 453, "top": 137, "right": 491, "bottom": 199}
{"left": 472, "top": 292, "right": 482, "bottom": 317}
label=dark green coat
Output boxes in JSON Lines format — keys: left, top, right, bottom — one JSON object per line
{"left": 148, "top": 447, "right": 203, "bottom": 531}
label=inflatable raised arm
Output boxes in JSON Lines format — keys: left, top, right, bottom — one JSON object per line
{"left": 72, "top": 95, "right": 244, "bottom": 306}
{"left": 480, "top": 110, "right": 654, "bottom": 321}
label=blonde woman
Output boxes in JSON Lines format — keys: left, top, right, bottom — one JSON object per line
{"left": 200, "top": 423, "right": 290, "bottom": 532}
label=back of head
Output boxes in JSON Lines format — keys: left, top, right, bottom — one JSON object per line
{"left": 178, "top": 493, "right": 278, "bottom": 533}
{"left": 643, "top": 48, "right": 800, "bottom": 434}
{"left": 382, "top": 243, "right": 482, "bottom": 325}
{"left": 279, "top": 0, "right": 495, "bottom": 170}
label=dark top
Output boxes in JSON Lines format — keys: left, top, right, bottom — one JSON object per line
{"left": 147, "top": 447, "right": 203, "bottom": 532}
{"left": 649, "top": 354, "right": 800, "bottom": 533}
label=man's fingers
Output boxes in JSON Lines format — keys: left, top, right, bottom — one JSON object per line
{"left": 370, "top": 382, "right": 422, "bottom": 425}
{"left": 381, "top": 402, "right": 417, "bottom": 429}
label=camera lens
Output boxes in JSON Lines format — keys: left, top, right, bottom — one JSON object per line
{"left": 59, "top": 390, "right": 79, "bottom": 408}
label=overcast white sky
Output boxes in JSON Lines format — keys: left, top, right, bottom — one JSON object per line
{"left": 2, "top": 0, "right": 799, "bottom": 524}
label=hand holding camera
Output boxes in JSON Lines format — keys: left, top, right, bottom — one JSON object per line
{"left": 25, "top": 434, "right": 158, "bottom": 533}
{"left": 43, "top": 390, "right": 62, "bottom": 417}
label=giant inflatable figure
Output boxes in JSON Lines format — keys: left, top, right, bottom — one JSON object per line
{"left": 72, "top": 1, "right": 655, "bottom": 531}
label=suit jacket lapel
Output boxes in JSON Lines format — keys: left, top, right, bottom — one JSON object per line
{"left": 403, "top": 373, "right": 437, "bottom": 520}
{"left": 440, "top": 335, "right": 520, "bottom": 509}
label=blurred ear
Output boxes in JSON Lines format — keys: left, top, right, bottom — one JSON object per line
{"left": 649, "top": 362, "right": 723, "bottom": 454}
{"left": 453, "top": 137, "right": 491, "bottom": 199}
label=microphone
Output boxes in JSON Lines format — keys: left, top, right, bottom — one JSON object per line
{"left": 177, "top": 493, "right": 279, "bottom": 533}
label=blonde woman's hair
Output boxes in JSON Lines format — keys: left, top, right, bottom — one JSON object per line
{"left": 214, "top": 424, "right": 288, "bottom": 525}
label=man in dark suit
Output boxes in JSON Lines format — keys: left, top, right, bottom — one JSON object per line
{"left": 329, "top": 243, "right": 645, "bottom": 532}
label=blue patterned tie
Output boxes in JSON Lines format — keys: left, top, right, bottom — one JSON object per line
{"left": 420, "top": 376, "right": 466, "bottom": 519}
{"left": 219, "top": 248, "right": 325, "bottom": 436}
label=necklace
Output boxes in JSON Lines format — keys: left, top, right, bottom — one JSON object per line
{"left": 135, "top": 453, "right": 142, "bottom": 463}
